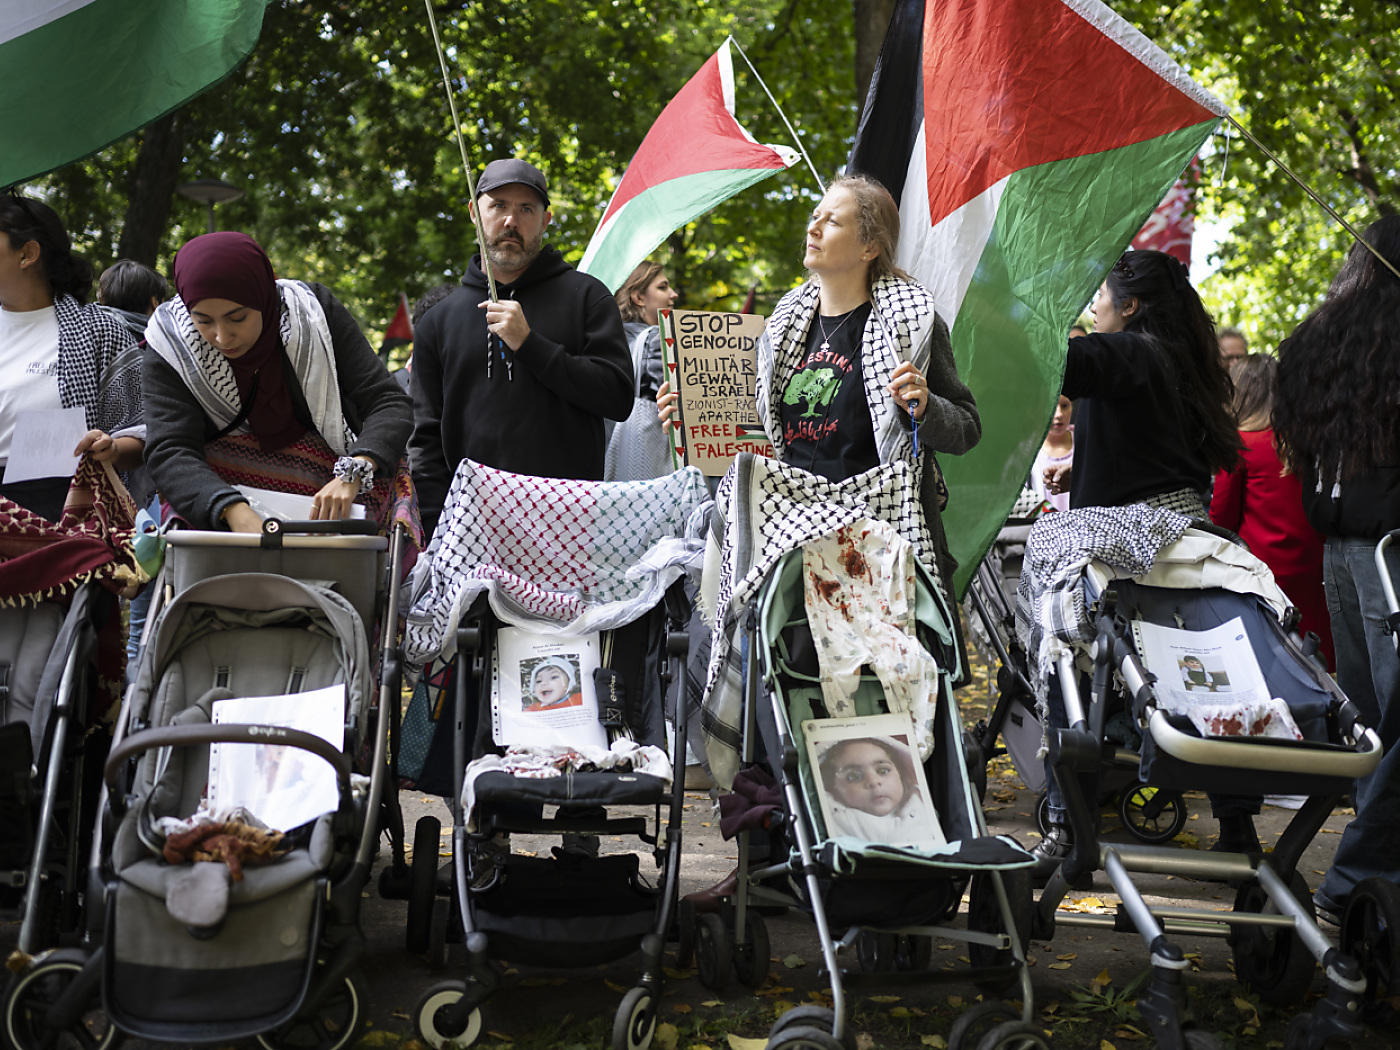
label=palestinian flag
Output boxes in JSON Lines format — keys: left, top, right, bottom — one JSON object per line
{"left": 849, "top": 0, "right": 1224, "bottom": 596}
{"left": 579, "top": 39, "right": 799, "bottom": 293}
{"left": 1, "top": 0, "right": 270, "bottom": 187}
{"left": 380, "top": 292, "right": 414, "bottom": 362}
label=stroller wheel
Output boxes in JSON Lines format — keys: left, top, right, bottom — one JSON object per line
{"left": 674, "top": 897, "right": 697, "bottom": 968}
{"left": 3, "top": 953, "right": 121, "bottom": 1050}
{"left": 694, "top": 912, "right": 733, "bottom": 990}
{"left": 255, "top": 969, "right": 366, "bottom": 1050}
{"left": 611, "top": 987, "right": 656, "bottom": 1050}
{"left": 1034, "top": 793, "right": 1051, "bottom": 838}
{"left": 1118, "top": 786, "right": 1187, "bottom": 844}
{"left": 893, "top": 933, "right": 932, "bottom": 972}
{"left": 967, "top": 870, "right": 1032, "bottom": 994}
{"left": 768, "top": 1025, "right": 846, "bottom": 1050}
{"left": 1230, "top": 869, "right": 1318, "bottom": 1008}
{"left": 856, "top": 931, "right": 896, "bottom": 972}
{"left": 428, "top": 895, "right": 452, "bottom": 971}
{"left": 947, "top": 1000, "right": 1020, "bottom": 1050}
{"left": 770, "top": 1006, "right": 853, "bottom": 1050}
{"left": 407, "top": 815, "right": 443, "bottom": 954}
{"left": 414, "top": 982, "right": 483, "bottom": 1049}
{"left": 1339, "top": 877, "right": 1400, "bottom": 1028}
{"left": 732, "top": 910, "right": 770, "bottom": 989}
{"left": 972, "top": 1018, "right": 1051, "bottom": 1050}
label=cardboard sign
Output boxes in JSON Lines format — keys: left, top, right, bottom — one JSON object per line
{"left": 659, "top": 308, "right": 774, "bottom": 476}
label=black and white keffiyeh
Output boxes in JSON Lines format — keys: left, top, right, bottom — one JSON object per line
{"left": 699, "top": 453, "right": 950, "bottom": 789}
{"left": 54, "top": 295, "right": 143, "bottom": 436}
{"left": 403, "top": 461, "right": 711, "bottom": 668}
{"left": 1013, "top": 491, "right": 1204, "bottom": 732}
{"left": 756, "top": 274, "right": 941, "bottom": 470}
{"left": 144, "top": 280, "right": 354, "bottom": 455}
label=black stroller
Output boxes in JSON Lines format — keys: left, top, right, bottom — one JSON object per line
{"left": 2, "top": 518, "right": 410, "bottom": 1050}
{"left": 399, "top": 461, "right": 710, "bottom": 1050}
{"left": 965, "top": 528, "right": 1191, "bottom": 845}
{"left": 1022, "top": 516, "right": 1382, "bottom": 1050}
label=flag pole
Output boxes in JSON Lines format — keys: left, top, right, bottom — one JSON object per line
{"left": 727, "top": 36, "right": 825, "bottom": 195}
{"left": 1225, "top": 114, "right": 1400, "bottom": 282}
{"left": 423, "top": 0, "right": 498, "bottom": 303}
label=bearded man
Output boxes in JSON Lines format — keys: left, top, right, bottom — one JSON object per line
{"left": 409, "top": 158, "right": 633, "bottom": 534}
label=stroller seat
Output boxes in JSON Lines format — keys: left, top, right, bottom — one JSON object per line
{"left": 471, "top": 769, "right": 669, "bottom": 808}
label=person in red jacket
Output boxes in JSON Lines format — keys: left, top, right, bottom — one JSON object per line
{"left": 1210, "top": 353, "right": 1333, "bottom": 669}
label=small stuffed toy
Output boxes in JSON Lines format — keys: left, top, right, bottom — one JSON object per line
{"left": 163, "top": 820, "right": 286, "bottom": 882}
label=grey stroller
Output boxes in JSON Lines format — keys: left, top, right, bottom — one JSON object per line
{"left": 1, "top": 519, "right": 409, "bottom": 1050}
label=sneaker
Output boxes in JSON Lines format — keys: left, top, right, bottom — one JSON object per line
{"left": 1029, "top": 825, "right": 1074, "bottom": 887}
{"left": 559, "top": 833, "right": 600, "bottom": 860}
{"left": 1314, "top": 887, "right": 1346, "bottom": 925}
{"left": 469, "top": 833, "right": 510, "bottom": 891}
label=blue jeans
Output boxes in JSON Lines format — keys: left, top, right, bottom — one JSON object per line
{"left": 1319, "top": 537, "right": 1400, "bottom": 901}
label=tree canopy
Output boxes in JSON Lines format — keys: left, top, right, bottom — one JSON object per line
{"left": 25, "top": 1, "right": 1399, "bottom": 356}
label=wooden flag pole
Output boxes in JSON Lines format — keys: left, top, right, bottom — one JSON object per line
{"left": 1226, "top": 114, "right": 1400, "bottom": 282}
{"left": 423, "top": 0, "right": 499, "bottom": 303}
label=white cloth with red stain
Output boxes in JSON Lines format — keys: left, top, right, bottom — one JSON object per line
{"left": 801, "top": 518, "right": 940, "bottom": 759}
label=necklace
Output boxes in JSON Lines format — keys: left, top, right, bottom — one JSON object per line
{"left": 817, "top": 309, "right": 856, "bottom": 351}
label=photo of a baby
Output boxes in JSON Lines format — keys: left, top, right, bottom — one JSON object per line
{"left": 1179, "top": 654, "right": 1231, "bottom": 693}
{"left": 521, "top": 655, "right": 584, "bottom": 713}
{"left": 807, "top": 720, "right": 944, "bottom": 851}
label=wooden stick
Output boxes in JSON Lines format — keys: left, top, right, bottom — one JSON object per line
{"left": 423, "top": 0, "right": 498, "bottom": 302}
{"left": 1226, "top": 114, "right": 1400, "bottom": 282}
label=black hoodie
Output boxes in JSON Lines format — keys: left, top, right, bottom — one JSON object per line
{"left": 409, "top": 247, "right": 633, "bottom": 532}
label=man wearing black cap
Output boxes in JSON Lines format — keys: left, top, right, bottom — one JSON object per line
{"left": 409, "top": 158, "right": 634, "bottom": 534}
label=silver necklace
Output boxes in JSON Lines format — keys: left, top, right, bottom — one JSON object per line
{"left": 817, "top": 309, "right": 856, "bottom": 351}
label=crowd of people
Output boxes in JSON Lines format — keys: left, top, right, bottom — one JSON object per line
{"left": 3, "top": 158, "right": 1398, "bottom": 930}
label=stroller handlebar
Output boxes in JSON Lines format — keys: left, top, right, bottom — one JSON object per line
{"left": 104, "top": 723, "right": 352, "bottom": 797}
{"left": 1147, "top": 710, "right": 1383, "bottom": 779}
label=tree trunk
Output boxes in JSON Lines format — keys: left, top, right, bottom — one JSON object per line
{"left": 853, "top": 0, "right": 898, "bottom": 105}
{"left": 117, "top": 112, "right": 186, "bottom": 267}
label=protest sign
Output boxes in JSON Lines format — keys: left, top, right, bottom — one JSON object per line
{"left": 660, "top": 308, "right": 773, "bottom": 476}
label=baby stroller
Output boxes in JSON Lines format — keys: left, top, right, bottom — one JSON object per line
{"left": 1019, "top": 510, "right": 1382, "bottom": 1050}
{"left": 2, "top": 517, "right": 410, "bottom": 1050}
{"left": 694, "top": 456, "right": 1038, "bottom": 1050}
{"left": 0, "top": 458, "right": 145, "bottom": 959}
{"left": 965, "top": 528, "right": 1191, "bottom": 846}
{"left": 399, "top": 460, "right": 710, "bottom": 1050}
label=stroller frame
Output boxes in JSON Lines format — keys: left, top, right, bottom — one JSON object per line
{"left": 965, "top": 545, "right": 1189, "bottom": 845}
{"left": 712, "top": 549, "right": 1037, "bottom": 1050}
{"left": 2, "top": 519, "right": 409, "bottom": 1049}
{"left": 409, "top": 588, "right": 693, "bottom": 1050}
{"left": 4, "top": 583, "right": 114, "bottom": 957}
{"left": 1034, "top": 569, "right": 1381, "bottom": 1050}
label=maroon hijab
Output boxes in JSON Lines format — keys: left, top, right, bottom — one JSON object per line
{"left": 172, "top": 232, "right": 305, "bottom": 451}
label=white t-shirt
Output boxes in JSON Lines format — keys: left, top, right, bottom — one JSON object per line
{"left": 0, "top": 305, "right": 63, "bottom": 466}
{"left": 1030, "top": 435, "right": 1074, "bottom": 513}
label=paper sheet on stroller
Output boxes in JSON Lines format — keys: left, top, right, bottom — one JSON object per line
{"left": 208, "top": 685, "right": 345, "bottom": 831}
{"left": 1131, "top": 617, "right": 1303, "bottom": 741}
{"left": 235, "top": 484, "right": 366, "bottom": 521}
{"left": 491, "top": 627, "right": 608, "bottom": 750}
{"left": 4, "top": 407, "right": 86, "bottom": 483}
{"left": 802, "top": 712, "right": 947, "bottom": 851}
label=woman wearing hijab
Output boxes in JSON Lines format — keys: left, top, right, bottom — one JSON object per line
{"left": 143, "top": 232, "right": 413, "bottom": 532}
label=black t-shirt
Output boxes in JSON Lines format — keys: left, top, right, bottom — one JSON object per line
{"left": 778, "top": 303, "right": 877, "bottom": 482}
{"left": 1062, "top": 330, "right": 1212, "bottom": 508}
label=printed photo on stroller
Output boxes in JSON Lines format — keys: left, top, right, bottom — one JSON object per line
{"left": 804, "top": 712, "right": 946, "bottom": 851}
